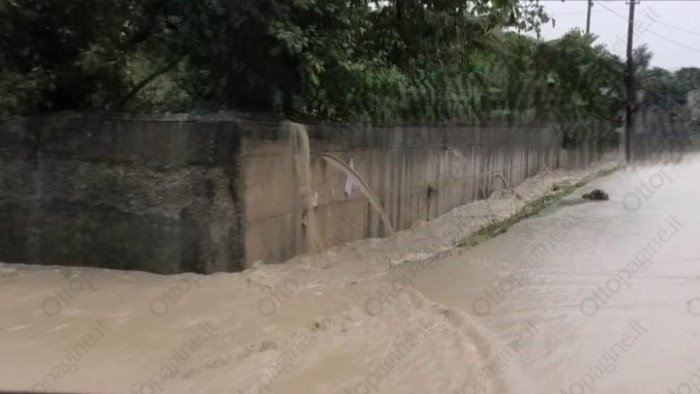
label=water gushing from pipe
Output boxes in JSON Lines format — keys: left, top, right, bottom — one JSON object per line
{"left": 316, "top": 152, "right": 395, "bottom": 235}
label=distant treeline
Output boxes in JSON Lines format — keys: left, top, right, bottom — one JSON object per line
{"left": 1, "top": 0, "right": 699, "bottom": 130}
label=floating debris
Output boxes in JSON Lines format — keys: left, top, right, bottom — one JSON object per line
{"left": 582, "top": 189, "right": 609, "bottom": 201}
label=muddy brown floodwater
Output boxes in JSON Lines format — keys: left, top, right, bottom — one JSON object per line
{"left": 393, "top": 153, "right": 700, "bottom": 394}
{"left": 0, "top": 154, "right": 699, "bottom": 394}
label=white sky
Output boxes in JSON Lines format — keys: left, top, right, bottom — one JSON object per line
{"left": 537, "top": 0, "right": 700, "bottom": 70}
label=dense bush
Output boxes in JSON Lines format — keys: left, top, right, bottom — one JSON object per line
{"left": 1, "top": 0, "right": 698, "bottom": 135}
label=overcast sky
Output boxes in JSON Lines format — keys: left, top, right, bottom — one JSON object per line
{"left": 536, "top": 0, "right": 700, "bottom": 70}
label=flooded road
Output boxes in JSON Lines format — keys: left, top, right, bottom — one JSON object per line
{"left": 1, "top": 155, "right": 699, "bottom": 393}
{"left": 394, "top": 154, "right": 700, "bottom": 393}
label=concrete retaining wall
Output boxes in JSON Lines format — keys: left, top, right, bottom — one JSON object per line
{"left": 0, "top": 113, "right": 245, "bottom": 274}
{"left": 0, "top": 113, "right": 606, "bottom": 273}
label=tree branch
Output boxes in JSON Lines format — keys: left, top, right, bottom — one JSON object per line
{"left": 114, "top": 55, "right": 185, "bottom": 110}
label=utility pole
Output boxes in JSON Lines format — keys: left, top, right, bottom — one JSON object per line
{"left": 625, "top": 0, "right": 638, "bottom": 162}
{"left": 586, "top": 0, "right": 593, "bottom": 35}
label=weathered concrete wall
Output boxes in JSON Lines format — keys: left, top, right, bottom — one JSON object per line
{"left": 0, "top": 113, "right": 245, "bottom": 274}
{"left": 628, "top": 106, "right": 695, "bottom": 159}
{"left": 242, "top": 122, "right": 566, "bottom": 265}
{"left": 0, "top": 113, "right": 607, "bottom": 273}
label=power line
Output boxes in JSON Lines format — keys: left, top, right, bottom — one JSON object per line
{"left": 652, "top": 20, "right": 700, "bottom": 37}
{"left": 594, "top": 0, "right": 700, "bottom": 54}
{"left": 645, "top": 30, "right": 700, "bottom": 54}
{"left": 548, "top": 8, "right": 628, "bottom": 16}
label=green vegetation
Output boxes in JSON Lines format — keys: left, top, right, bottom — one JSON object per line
{"left": 458, "top": 165, "right": 622, "bottom": 248}
{"left": 458, "top": 182, "right": 584, "bottom": 248}
{"left": 1, "top": 0, "right": 698, "bottom": 134}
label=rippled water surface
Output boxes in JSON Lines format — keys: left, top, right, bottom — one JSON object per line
{"left": 400, "top": 154, "right": 700, "bottom": 393}
{"left": 1, "top": 155, "right": 699, "bottom": 394}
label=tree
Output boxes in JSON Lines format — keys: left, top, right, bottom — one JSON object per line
{"left": 0, "top": 0, "right": 142, "bottom": 114}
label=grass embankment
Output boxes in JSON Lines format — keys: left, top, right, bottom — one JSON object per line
{"left": 458, "top": 165, "right": 622, "bottom": 248}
